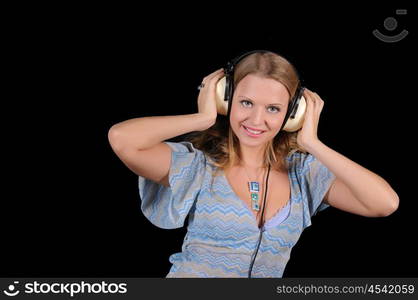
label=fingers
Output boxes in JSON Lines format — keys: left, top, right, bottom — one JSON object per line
{"left": 201, "top": 69, "right": 224, "bottom": 86}
{"left": 303, "top": 88, "right": 324, "bottom": 108}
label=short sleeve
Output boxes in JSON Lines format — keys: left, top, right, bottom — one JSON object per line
{"left": 295, "top": 152, "right": 336, "bottom": 228}
{"left": 138, "top": 141, "right": 206, "bottom": 229}
{"left": 305, "top": 154, "right": 336, "bottom": 215}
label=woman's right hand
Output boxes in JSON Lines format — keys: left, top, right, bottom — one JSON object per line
{"left": 197, "top": 68, "right": 225, "bottom": 127}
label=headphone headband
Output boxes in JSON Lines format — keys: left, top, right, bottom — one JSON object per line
{"left": 225, "top": 49, "right": 269, "bottom": 75}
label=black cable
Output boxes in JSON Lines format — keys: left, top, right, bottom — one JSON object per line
{"left": 248, "top": 163, "right": 271, "bottom": 278}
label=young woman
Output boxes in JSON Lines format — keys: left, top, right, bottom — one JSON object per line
{"left": 108, "top": 51, "right": 399, "bottom": 278}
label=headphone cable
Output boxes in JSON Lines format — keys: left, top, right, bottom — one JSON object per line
{"left": 248, "top": 163, "right": 271, "bottom": 278}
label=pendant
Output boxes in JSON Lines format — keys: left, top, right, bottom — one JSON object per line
{"left": 251, "top": 193, "right": 260, "bottom": 211}
{"left": 248, "top": 181, "right": 260, "bottom": 211}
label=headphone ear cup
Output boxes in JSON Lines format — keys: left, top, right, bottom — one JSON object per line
{"left": 215, "top": 76, "right": 229, "bottom": 116}
{"left": 282, "top": 95, "right": 307, "bottom": 132}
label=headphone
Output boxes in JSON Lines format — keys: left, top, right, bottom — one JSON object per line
{"left": 215, "top": 49, "right": 307, "bottom": 133}
{"left": 215, "top": 50, "right": 305, "bottom": 277}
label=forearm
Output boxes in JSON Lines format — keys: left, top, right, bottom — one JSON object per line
{"left": 304, "top": 140, "right": 399, "bottom": 213}
{"left": 108, "top": 113, "right": 213, "bottom": 151}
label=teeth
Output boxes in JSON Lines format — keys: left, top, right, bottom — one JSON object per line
{"left": 244, "top": 126, "right": 262, "bottom": 134}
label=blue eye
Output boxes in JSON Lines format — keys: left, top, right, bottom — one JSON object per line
{"left": 241, "top": 100, "right": 252, "bottom": 107}
{"left": 268, "top": 106, "right": 280, "bottom": 113}
{"left": 240, "top": 100, "right": 280, "bottom": 113}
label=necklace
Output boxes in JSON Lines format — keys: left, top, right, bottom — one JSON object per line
{"left": 242, "top": 165, "right": 265, "bottom": 212}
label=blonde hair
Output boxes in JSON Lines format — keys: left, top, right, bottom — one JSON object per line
{"left": 183, "top": 51, "right": 308, "bottom": 178}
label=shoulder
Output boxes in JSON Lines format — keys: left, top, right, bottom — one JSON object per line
{"left": 286, "top": 151, "right": 314, "bottom": 170}
{"left": 164, "top": 141, "right": 220, "bottom": 173}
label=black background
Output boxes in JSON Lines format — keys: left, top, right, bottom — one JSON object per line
{"left": 2, "top": 4, "right": 415, "bottom": 278}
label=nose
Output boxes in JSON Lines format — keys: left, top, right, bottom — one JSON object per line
{"left": 249, "top": 107, "right": 266, "bottom": 126}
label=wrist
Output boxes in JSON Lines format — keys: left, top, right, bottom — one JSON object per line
{"left": 302, "top": 139, "right": 324, "bottom": 154}
{"left": 195, "top": 113, "right": 216, "bottom": 131}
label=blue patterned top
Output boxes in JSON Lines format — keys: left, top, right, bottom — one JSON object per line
{"left": 138, "top": 141, "right": 336, "bottom": 278}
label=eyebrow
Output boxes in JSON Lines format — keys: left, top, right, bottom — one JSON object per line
{"left": 238, "top": 95, "right": 284, "bottom": 106}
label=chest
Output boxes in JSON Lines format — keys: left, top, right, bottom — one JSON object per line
{"left": 224, "top": 167, "right": 291, "bottom": 227}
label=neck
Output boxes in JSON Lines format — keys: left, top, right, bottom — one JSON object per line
{"left": 238, "top": 146, "right": 267, "bottom": 170}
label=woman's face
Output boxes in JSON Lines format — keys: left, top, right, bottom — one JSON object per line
{"left": 229, "top": 73, "right": 290, "bottom": 148}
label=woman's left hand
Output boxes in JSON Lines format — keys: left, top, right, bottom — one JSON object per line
{"left": 296, "top": 88, "right": 325, "bottom": 149}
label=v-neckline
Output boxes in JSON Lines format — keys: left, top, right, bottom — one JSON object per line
{"left": 221, "top": 168, "right": 292, "bottom": 230}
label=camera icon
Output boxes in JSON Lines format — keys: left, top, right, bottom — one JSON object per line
{"left": 373, "top": 9, "right": 408, "bottom": 43}
{"left": 3, "top": 281, "right": 20, "bottom": 297}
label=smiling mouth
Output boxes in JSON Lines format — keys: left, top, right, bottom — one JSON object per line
{"left": 242, "top": 125, "right": 265, "bottom": 136}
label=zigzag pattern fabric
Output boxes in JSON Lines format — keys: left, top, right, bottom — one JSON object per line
{"left": 138, "top": 141, "right": 336, "bottom": 277}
